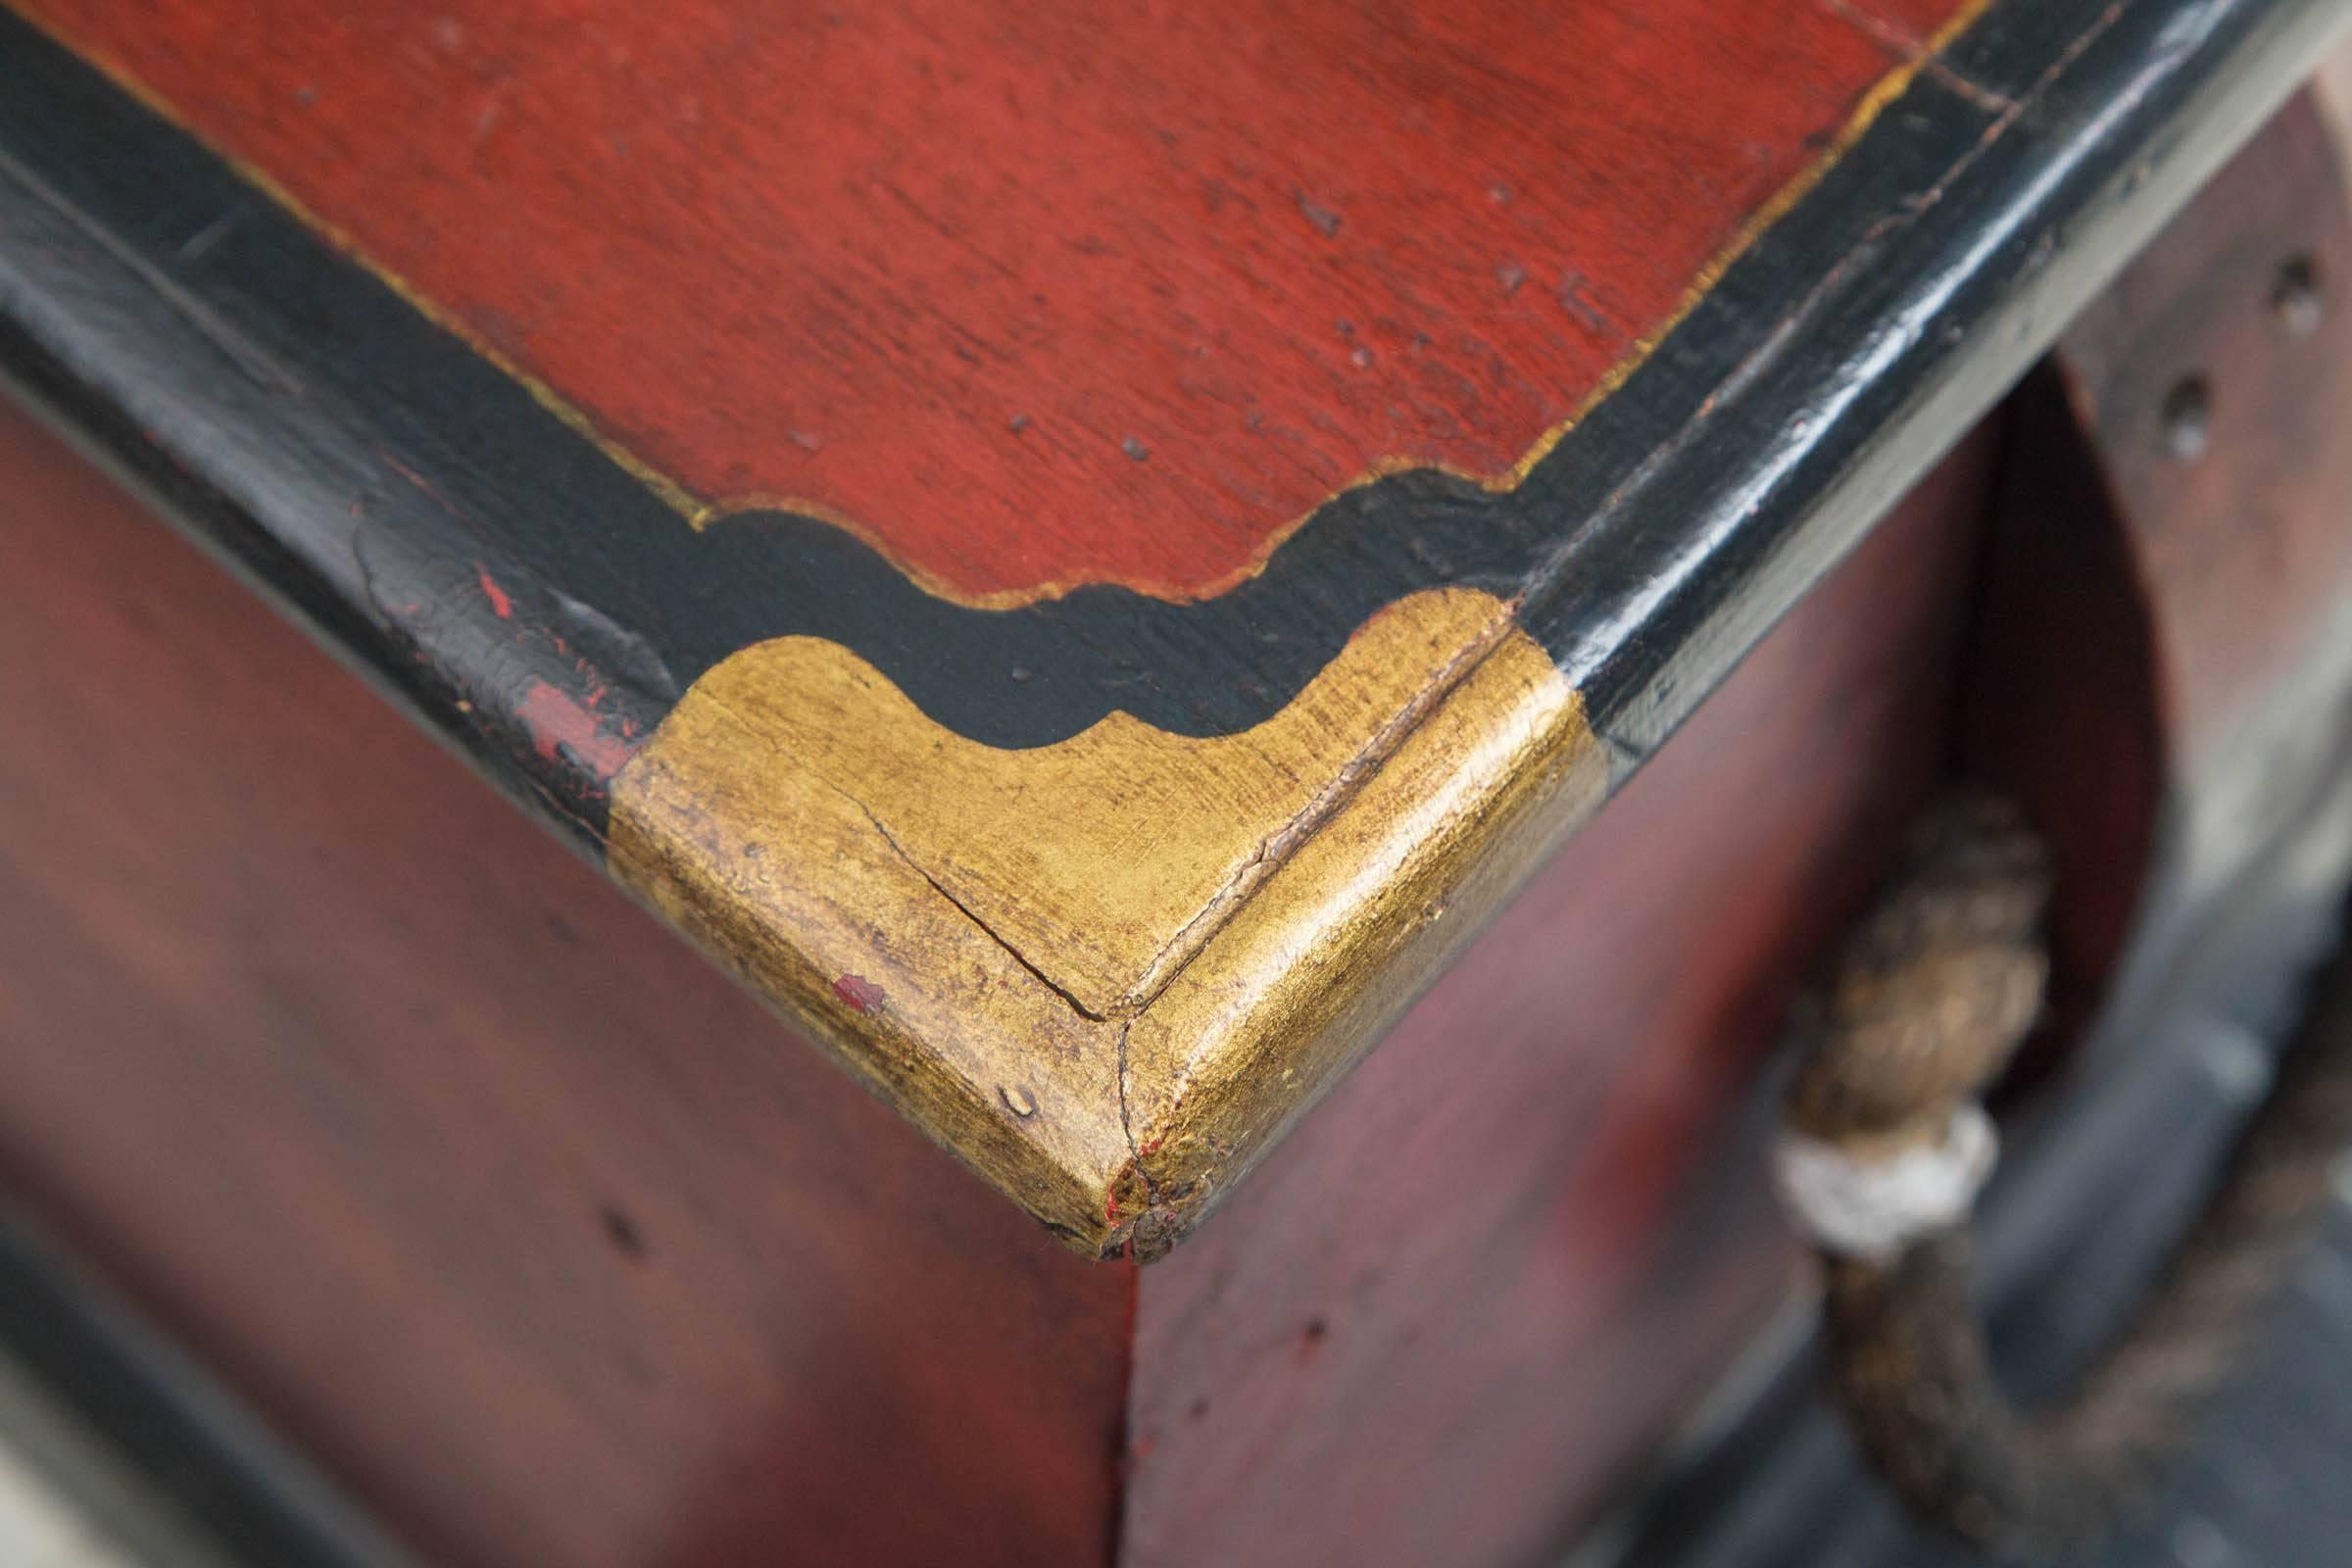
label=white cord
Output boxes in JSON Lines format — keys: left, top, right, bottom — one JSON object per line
{"left": 1770, "top": 1102, "right": 1998, "bottom": 1261}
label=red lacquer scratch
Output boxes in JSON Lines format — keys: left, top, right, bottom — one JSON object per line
{"left": 515, "top": 678, "right": 634, "bottom": 778}
{"left": 476, "top": 565, "right": 513, "bottom": 618}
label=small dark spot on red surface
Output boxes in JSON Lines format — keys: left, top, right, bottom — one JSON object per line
{"left": 834, "top": 974, "right": 886, "bottom": 1014}
{"left": 477, "top": 565, "right": 514, "bottom": 618}
{"left": 1294, "top": 190, "right": 1342, "bottom": 237}
{"left": 1296, "top": 1316, "right": 1329, "bottom": 1363}
{"left": 1557, "top": 270, "right": 1606, "bottom": 333}
{"left": 599, "top": 1202, "right": 647, "bottom": 1260}
{"left": 1187, "top": 1397, "right": 1210, "bottom": 1421}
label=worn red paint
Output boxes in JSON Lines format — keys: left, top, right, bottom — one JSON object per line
{"left": 26, "top": 0, "right": 1970, "bottom": 601}
{"left": 0, "top": 392, "right": 1138, "bottom": 1568}
{"left": 514, "top": 678, "right": 634, "bottom": 779}
{"left": 833, "top": 974, "right": 886, "bottom": 1015}
{"left": 1116, "top": 432, "right": 2002, "bottom": 1568}
{"left": 477, "top": 566, "right": 513, "bottom": 619}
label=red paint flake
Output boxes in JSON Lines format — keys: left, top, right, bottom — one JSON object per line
{"left": 514, "top": 678, "right": 636, "bottom": 779}
{"left": 477, "top": 565, "right": 514, "bottom": 618}
{"left": 833, "top": 974, "right": 886, "bottom": 1014}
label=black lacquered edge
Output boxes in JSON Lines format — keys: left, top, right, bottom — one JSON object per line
{"left": 0, "top": 4, "right": 2346, "bottom": 1559}
{"left": 1529, "top": 0, "right": 2352, "bottom": 778}
{"left": 0, "top": 0, "right": 2340, "bottom": 821}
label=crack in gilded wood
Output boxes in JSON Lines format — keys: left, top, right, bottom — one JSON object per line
{"left": 34, "top": 0, "right": 2023, "bottom": 1250}
{"left": 604, "top": 592, "right": 1599, "bottom": 1250}
{"left": 837, "top": 785, "right": 1112, "bottom": 1025}
{"left": 1116, "top": 602, "right": 1522, "bottom": 1017}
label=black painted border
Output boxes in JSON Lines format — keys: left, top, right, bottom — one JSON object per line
{"left": 2, "top": 3, "right": 2348, "bottom": 1559}
{"left": 1529, "top": 0, "right": 2352, "bottom": 775}
{"left": 2, "top": 0, "right": 2344, "bottom": 825}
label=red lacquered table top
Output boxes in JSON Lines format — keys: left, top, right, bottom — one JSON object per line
{"left": 11, "top": 0, "right": 2260, "bottom": 1262}
{"left": 4, "top": 5, "right": 2346, "bottom": 1565}
{"left": 26, "top": 0, "right": 1972, "bottom": 602}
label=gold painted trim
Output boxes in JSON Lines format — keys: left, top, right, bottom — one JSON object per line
{"left": 607, "top": 591, "right": 1603, "bottom": 1253}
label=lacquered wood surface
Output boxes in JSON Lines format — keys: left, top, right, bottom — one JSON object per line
{"left": 11, "top": 37, "right": 2352, "bottom": 1564}
{"left": 0, "top": 397, "right": 1132, "bottom": 1568}
{"left": 1624, "top": 86, "right": 2352, "bottom": 1564}
{"left": 0, "top": 378, "right": 1995, "bottom": 1568}
{"left": 8, "top": 0, "right": 2338, "bottom": 1256}
{"left": 21, "top": 0, "right": 1972, "bottom": 602}
{"left": 1968, "top": 88, "right": 2352, "bottom": 1073}
{"left": 1120, "top": 428, "right": 1996, "bottom": 1568}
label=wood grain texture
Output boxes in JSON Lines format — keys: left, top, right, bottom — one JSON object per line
{"left": 11, "top": 43, "right": 2352, "bottom": 1567}
{"left": 4, "top": 0, "right": 2342, "bottom": 1270}
{"left": 2044, "top": 95, "right": 2352, "bottom": 753}
{"left": 1118, "top": 427, "right": 1999, "bottom": 1568}
{"left": 0, "top": 362, "right": 1990, "bottom": 1568}
{"left": 15, "top": 0, "right": 1977, "bottom": 602}
{"left": 0, "top": 394, "right": 1133, "bottom": 1568}
{"left": 619, "top": 590, "right": 1534, "bottom": 1023}
{"left": 1965, "top": 93, "right": 2352, "bottom": 1077}
{"left": 1590, "top": 88, "right": 2352, "bottom": 1564}
{"left": 612, "top": 589, "right": 1602, "bottom": 1250}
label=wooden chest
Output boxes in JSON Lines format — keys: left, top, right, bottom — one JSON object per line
{"left": 6, "top": 2, "right": 2352, "bottom": 1562}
